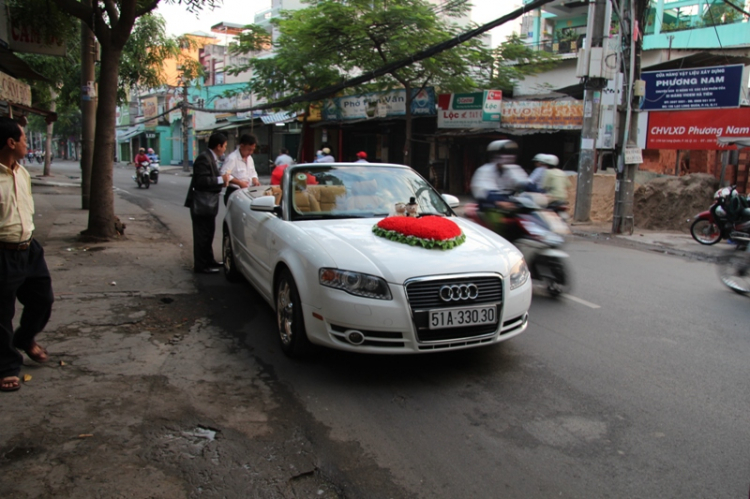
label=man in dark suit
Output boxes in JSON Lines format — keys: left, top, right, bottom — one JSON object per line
{"left": 184, "top": 132, "right": 230, "bottom": 274}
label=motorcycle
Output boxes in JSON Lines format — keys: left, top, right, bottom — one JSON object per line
{"left": 147, "top": 155, "right": 160, "bottom": 184}
{"left": 690, "top": 186, "right": 750, "bottom": 245}
{"left": 133, "top": 161, "right": 151, "bottom": 189}
{"left": 716, "top": 232, "right": 750, "bottom": 295}
{"left": 465, "top": 192, "right": 571, "bottom": 296}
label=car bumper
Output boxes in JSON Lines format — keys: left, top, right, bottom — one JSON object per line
{"left": 300, "top": 280, "right": 532, "bottom": 354}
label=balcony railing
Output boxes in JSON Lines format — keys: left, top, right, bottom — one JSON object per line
{"left": 523, "top": 37, "right": 585, "bottom": 55}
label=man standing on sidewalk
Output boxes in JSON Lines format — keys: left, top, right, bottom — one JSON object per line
{"left": 184, "top": 132, "right": 230, "bottom": 274}
{"left": 0, "top": 117, "right": 54, "bottom": 392}
{"left": 220, "top": 133, "right": 260, "bottom": 206}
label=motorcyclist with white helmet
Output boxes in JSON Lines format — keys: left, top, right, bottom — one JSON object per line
{"left": 470, "top": 140, "right": 530, "bottom": 210}
{"left": 529, "top": 153, "right": 559, "bottom": 188}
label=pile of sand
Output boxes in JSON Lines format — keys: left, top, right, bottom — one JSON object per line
{"left": 567, "top": 172, "right": 718, "bottom": 232}
{"left": 567, "top": 174, "right": 616, "bottom": 223}
{"left": 633, "top": 173, "right": 718, "bottom": 232}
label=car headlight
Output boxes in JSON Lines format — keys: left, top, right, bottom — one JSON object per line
{"left": 509, "top": 258, "right": 529, "bottom": 290}
{"left": 319, "top": 268, "right": 393, "bottom": 300}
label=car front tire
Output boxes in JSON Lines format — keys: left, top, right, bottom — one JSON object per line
{"left": 276, "top": 269, "right": 312, "bottom": 358}
{"left": 222, "top": 231, "right": 243, "bottom": 283}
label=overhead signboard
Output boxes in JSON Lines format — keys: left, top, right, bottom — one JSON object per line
{"left": 142, "top": 96, "right": 158, "bottom": 127}
{"left": 500, "top": 100, "right": 583, "bottom": 129}
{"left": 322, "top": 88, "right": 436, "bottom": 121}
{"left": 437, "top": 90, "right": 502, "bottom": 129}
{"left": 0, "top": 71, "right": 31, "bottom": 106}
{"left": 641, "top": 64, "right": 743, "bottom": 111}
{"left": 646, "top": 108, "right": 750, "bottom": 150}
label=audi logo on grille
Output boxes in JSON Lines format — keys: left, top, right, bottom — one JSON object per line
{"left": 439, "top": 284, "right": 479, "bottom": 302}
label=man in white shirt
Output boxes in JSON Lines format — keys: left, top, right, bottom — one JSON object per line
{"left": 220, "top": 133, "right": 260, "bottom": 205}
{"left": 274, "top": 148, "right": 294, "bottom": 167}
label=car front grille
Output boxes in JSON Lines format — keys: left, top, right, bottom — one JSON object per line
{"left": 405, "top": 274, "right": 503, "bottom": 310}
{"left": 405, "top": 274, "right": 504, "bottom": 344}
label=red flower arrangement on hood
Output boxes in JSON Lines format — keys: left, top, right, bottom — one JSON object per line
{"left": 373, "top": 216, "right": 466, "bottom": 250}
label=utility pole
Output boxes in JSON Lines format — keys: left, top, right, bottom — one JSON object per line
{"left": 573, "top": 0, "right": 609, "bottom": 223}
{"left": 80, "top": 3, "right": 97, "bottom": 210}
{"left": 181, "top": 82, "right": 190, "bottom": 172}
{"left": 612, "top": 0, "right": 646, "bottom": 234}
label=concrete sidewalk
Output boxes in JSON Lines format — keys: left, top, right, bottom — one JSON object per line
{"left": 1, "top": 174, "right": 339, "bottom": 498}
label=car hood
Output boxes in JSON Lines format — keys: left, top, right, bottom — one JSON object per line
{"left": 298, "top": 217, "right": 522, "bottom": 284}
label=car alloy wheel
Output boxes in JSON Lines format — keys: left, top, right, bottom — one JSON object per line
{"left": 222, "top": 231, "right": 242, "bottom": 283}
{"left": 275, "top": 269, "right": 311, "bottom": 357}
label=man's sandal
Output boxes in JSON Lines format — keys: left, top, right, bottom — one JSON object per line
{"left": 24, "top": 341, "right": 49, "bottom": 363}
{"left": 0, "top": 376, "right": 20, "bottom": 392}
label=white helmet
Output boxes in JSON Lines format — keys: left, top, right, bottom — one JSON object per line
{"left": 532, "top": 153, "right": 559, "bottom": 167}
{"left": 487, "top": 140, "right": 518, "bottom": 154}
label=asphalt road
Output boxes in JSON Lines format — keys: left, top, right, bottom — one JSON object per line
{"left": 64, "top": 161, "right": 750, "bottom": 497}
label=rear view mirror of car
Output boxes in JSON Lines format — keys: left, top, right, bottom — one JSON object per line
{"left": 442, "top": 194, "right": 460, "bottom": 208}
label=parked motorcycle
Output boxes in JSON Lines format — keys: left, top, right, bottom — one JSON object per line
{"left": 465, "top": 193, "right": 571, "bottom": 296}
{"left": 147, "top": 155, "right": 160, "bottom": 184}
{"left": 133, "top": 161, "right": 151, "bottom": 189}
{"left": 690, "top": 186, "right": 750, "bottom": 245}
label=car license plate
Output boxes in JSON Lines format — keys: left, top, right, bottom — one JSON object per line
{"left": 429, "top": 305, "right": 498, "bottom": 330}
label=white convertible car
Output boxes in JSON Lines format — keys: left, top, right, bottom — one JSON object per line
{"left": 222, "top": 163, "right": 532, "bottom": 357}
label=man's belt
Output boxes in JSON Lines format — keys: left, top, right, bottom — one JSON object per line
{"left": 0, "top": 239, "right": 32, "bottom": 251}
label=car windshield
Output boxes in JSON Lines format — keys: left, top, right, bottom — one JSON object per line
{"left": 284, "top": 164, "right": 453, "bottom": 220}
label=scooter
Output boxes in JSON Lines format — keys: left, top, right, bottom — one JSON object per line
{"left": 133, "top": 161, "right": 151, "bottom": 189}
{"left": 465, "top": 193, "right": 571, "bottom": 296}
{"left": 690, "top": 186, "right": 750, "bottom": 245}
{"left": 147, "top": 155, "right": 160, "bottom": 184}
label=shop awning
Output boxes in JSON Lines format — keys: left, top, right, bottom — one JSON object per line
{"left": 261, "top": 111, "right": 296, "bottom": 124}
{"left": 718, "top": 136, "right": 750, "bottom": 148}
{"left": 116, "top": 124, "right": 144, "bottom": 143}
{"left": 0, "top": 46, "right": 48, "bottom": 82}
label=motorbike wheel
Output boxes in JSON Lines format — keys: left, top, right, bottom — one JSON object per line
{"left": 717, "top": 251, "right": 750, "bottom": 295}
{"left": 690, "top": 219, "right": 721, "bottom": 245}
{"left": 534, "top": 256, "right": 570, "bottom": 297}
{"left": 143, "top": 175, "right": 150, "bottom": 189}
{"left": 152, "top": 174, "right": 158, "bottom": 184}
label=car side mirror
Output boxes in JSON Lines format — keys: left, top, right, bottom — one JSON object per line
{"left": 442, "top": 194, "right": 460, "bottom": 208}
{"left": 251, "top": 195, "right": 280, "bottom": 215}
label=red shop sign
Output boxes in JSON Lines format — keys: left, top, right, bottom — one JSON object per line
{"left": 646, "top": 108, "right": 750, "bottom": 150}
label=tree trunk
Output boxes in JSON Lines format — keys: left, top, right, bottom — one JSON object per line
{"left": 403, "top": 81, "right": 412, "bottom": 167}
{"left": 43, "top": 89, "right": 57, "bottom": 176}
{"left": 82, "top": 44, "right": 122, "bottom": 239}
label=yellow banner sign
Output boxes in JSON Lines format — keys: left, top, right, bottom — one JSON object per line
{"left": 501, "top": 100, "right": 583, "bottom": 129}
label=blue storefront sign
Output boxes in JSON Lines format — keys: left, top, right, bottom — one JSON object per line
{"left": 323, "top": 87, "right": 436, "bottom": 120}
{"left": 641, "top": 64, "right": 743, "bottom": 111}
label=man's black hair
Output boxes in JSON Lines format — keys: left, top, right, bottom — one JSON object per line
{"left": 0, "top": 117, "right": 22, "bottom": 150}
{"left": 208, "top": 132, "right": 228, "bottom": 150}
{"left": 239, "top": 133, "right": 257, "bottom": 146}
{"left": 280, "top": 147, "right": 289, "bottom": 154}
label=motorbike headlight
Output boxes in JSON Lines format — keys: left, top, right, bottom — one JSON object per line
{"left": 319, "top": 268, "right": 392, "bottom": 300}
{"left": 509, "top": 258, "right": 529, "bottom": 290}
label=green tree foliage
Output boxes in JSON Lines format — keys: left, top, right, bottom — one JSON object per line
{"left": 230, "top": 0, "right": 493, "bottom": 165}
{"left": 8, "top": 0, "right": 219, "bottom": 239}
{"left": 488, "top": 33, "right": 560, "bottom": 92}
